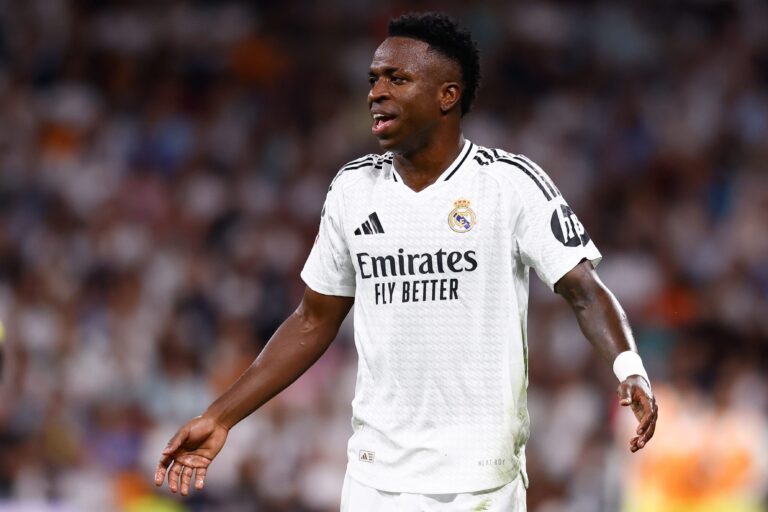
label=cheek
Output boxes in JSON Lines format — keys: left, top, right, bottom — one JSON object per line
{"left": 407, "top": 89, "right": 440, "bottom": 119}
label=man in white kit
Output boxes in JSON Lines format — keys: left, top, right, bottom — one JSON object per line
{"left": 155, "top": 12, "right": 658, "bottom": 511}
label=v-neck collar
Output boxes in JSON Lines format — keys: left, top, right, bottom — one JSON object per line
{"left": 390, "top": 140, "right": 475, "bottom": 195}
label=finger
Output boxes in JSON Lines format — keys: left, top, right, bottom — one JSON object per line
{"left": 195, "top": 467, "right": 207, "bottom": 490}
{"left": 637, "top": 411, "right": 653, "bottom": 434}
{"left": 154, "top": 463, "right": 168, "bottom": 486}
{"left": 635, "top": 417, "right": 657, "bottom": 450}
{"left": 180, "top": 465, "right": 194, "bottom": 496}
{"left": 157, "top": 438, "right": 185, "bottom": 489}
{"left": 168, "top": 462, "right": 184, "bottom": 493}
{"left": 636, "top": 402, "right": 654, "bottom": 434}
{"left": 641, "top": 415, "right": 657, "bottom": 444}
{"left": 617, "top": 383, "right": 632, "bottom": 405}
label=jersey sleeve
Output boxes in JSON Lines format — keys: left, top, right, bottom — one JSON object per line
{"left": 300, "top": 181, "right": 356, "bottom": 297}
{"left": 511, "top": 157, "right": 602, "bottom": 291}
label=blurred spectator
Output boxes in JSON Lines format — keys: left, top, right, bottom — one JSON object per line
{"left": 0, "top": 1, "right": 766, "bottom": 511}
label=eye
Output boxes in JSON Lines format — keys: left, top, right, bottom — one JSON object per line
{"left": 368, "top": 76, "right": 377, "bottom": 85}
{"left": 391, "top": 76, "right": 406, "bottom": 85}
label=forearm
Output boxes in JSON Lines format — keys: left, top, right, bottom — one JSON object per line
{"left": 556, "top": 261, "right": 636, "bottom": 363}
{"left": 204, "top": 295, "right": 350, "bottom": 429}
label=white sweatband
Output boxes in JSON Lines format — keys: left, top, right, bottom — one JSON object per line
{"left": 613, "top": 351, "right": 650, "bottom": 385}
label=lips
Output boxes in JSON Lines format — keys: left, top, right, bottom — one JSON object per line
{"left": 371, "top": 112, "right": 398, "bottom": 136}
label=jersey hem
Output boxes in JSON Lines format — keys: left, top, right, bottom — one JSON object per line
{"left": 345, "top": 464, "right": 520, "bottom": 495}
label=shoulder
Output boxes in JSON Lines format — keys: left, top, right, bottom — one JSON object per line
{"left": 474, "top": 146, "right": 562, "bottom": 203}
{"left": 328, "top": 152, "right": 394, "bottom": 193}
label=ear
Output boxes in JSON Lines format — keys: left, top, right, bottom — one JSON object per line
{"left": 439, "top": 82, "right": 462, "bottom": 114}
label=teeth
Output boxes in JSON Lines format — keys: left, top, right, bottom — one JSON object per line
{"left": 373, "top": 114, "right": 385, "bottom": 120}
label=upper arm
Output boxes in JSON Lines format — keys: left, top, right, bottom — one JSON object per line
{"left": 297, "top": 286, "right": 354, "bottom": 333}
{"left": 554, "top": 258, "right": 636, "bottom": 361}
{"left": 554, "top": 259, "right": 602, "bottom": 307}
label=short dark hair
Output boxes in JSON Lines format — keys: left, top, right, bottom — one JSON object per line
{"left": 388, "top": 12, "right": 480, "bottom": 116}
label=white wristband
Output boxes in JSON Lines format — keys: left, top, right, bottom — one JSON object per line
{"left": 613, "top": 351, "right": 650, "bottom": 385}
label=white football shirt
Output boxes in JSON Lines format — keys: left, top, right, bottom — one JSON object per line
{"left": 301, "top": 140, "right": 601, "bottom": 494}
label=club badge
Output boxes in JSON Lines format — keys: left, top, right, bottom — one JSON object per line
{"left": 448, "top": 199, "right": 476, "bottom": 233}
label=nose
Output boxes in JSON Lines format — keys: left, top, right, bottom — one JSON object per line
{"left": 368, "top": 79, "right": 390, "bottom": 107}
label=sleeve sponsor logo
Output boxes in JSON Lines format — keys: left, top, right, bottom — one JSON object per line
{"left": 551, "top": 204, "right": 590, "bottom": 247}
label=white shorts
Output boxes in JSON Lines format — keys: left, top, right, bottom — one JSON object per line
{"left": 340, "top": 473, "right": 527, "bottom": 512}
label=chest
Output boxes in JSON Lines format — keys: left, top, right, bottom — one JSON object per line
{"left": 343, "top": 178, "right": 508, "bottom": 262}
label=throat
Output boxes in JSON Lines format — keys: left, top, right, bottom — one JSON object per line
{"left": 397, "top": 168, "right": 441, "bottom": 192}
{"left": 393, "top": 136, "right": 467, "bottom": 193}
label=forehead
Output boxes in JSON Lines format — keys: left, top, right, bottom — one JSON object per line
{"left": 370, "top": 36, "right": 443, "bottom": 73}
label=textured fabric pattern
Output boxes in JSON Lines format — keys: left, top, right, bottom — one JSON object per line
{"left": 340, "top": 472, "right": 527, "bottom": 512}
{"left": 301, "top": 141, "right": 601, "bottom": 493}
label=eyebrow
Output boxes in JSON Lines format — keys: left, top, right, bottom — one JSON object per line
{"left": 369, "top": 66, "right": 401, "bottom": 76}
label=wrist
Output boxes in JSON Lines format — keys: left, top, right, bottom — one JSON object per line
{"left": 613, "top": 351, "right": 650, "bottom": 386}
{"left": 201, "top": 408, "right": 234, "bottom": 431}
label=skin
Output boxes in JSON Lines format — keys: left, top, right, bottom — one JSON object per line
{"left": 155, "top": 36, "right": 658, "bottom": 496}
{"left": 155, "top": 288, "right": 353, "bottom": 495}
{"left": 555, "top": 260, "right": 658, "bottom": 452}
{"left": 368, "top": 37, "right": 465, "bottom": 191}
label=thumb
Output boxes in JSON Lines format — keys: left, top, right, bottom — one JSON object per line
{"left": 162, "top": 427, "right": 188, "bottom": 455}
{"left": 617, "top": 383, "right": 632, "bottom": 406}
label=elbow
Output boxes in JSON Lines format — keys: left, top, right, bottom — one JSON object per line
{"left": 292, "top": 301, "right": 340, "bottom": 341}
{"left": 561, "top": 275, "right": 621, "bottom": 321}
{"left": 562, "top": 283, "right": 598, "bottom": 313}
{"left": 292, "top": 302, "right": 321, "bottom": 336}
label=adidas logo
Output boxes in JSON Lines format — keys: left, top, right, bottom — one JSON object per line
{"left": 359, "top": 450, "right": 375, "bottom": 463}
{"left": 354, "top": 212, "right": 385, "bottom": 235}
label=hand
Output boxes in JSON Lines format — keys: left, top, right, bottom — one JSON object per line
{"left": 617, "top": 375, "right": 658, "bottom": 453}
{"left": 154, "top": 415, "right": 229, "bottom": 496}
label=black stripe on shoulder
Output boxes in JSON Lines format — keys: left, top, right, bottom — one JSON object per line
{"left": 330, "top": 154, "right": 390, "bottom": 190}
{"left": 373, "top": 156, "right": 393, "bottom": 170}
{"left": 513, "top": 155, "right": 560, "bottom": 198}
{"left": 341, "top": 154, "right": 375, "bottom": 169}
{"left": 476, "top": 148, "right": 494, "bottom": 161}
{"left": 496, "top": 157, "right": 553, "bottom": 200}
{"left": 328, "top": 167, "right": 354, "bottom": 191}
{"left": 342, "top": 159, "right": 377, "bottom": 172}
{"left": 473, "top": 146, "right": 498, "bottom": 167}
{"left": 342, "top": 154, "right": 393, "bottom": 172}
{"left": 474, "top": 152, "right": 492, "bottom": 166}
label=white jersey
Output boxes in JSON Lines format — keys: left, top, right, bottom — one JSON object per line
{"left": 301, "top": 140, "right": 601, "bottom": 494}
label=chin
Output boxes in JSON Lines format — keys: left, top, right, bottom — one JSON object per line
{"left": 375, "top": 133, "right": 410, "bottom": 153}
{"left": 375, "top": 137, "right": 398, "bottom": 151}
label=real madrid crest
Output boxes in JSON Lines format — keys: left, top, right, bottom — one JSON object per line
{"left": 448, "top": 199, "right": 476, "bottom": 233}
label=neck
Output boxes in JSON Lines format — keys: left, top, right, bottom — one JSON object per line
{"left": 393, "top": 131, "right": 465, "bottom": 192}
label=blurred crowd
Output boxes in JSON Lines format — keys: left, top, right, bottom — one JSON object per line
{"left": 0, "top": 1, "right": 766, "bottom": 511}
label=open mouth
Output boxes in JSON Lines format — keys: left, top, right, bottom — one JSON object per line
{"left": 372, "top": 113, "right": 397, "bottom": 135}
